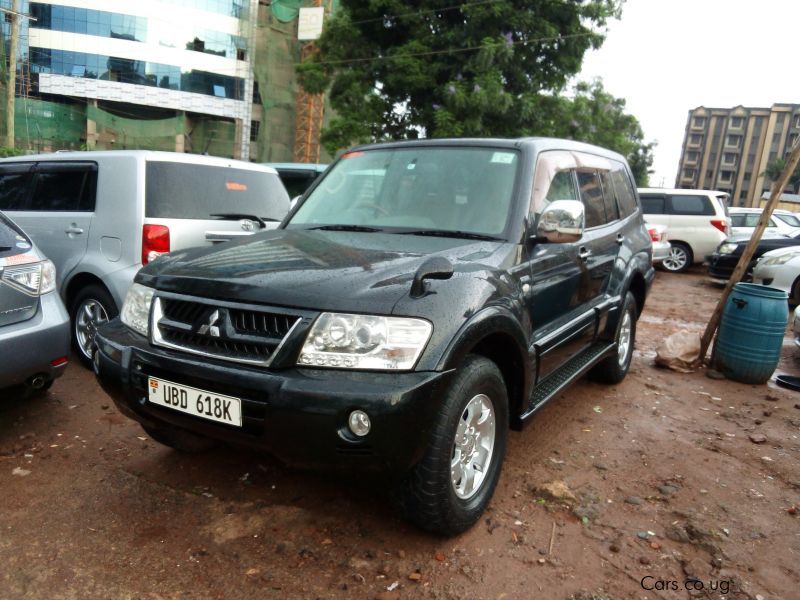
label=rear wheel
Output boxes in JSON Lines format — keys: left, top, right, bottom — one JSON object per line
{"left": 661, "top": 242, "right": 693, "bottom": 273}
{"left": 590, "top": 292, "right": 637, "bottom": 384}
{"left": 393, "top": 355, "right": 508, "bottom": 536}
{"left": 791, "top": 277, "right": 800, "bottom": 305}
{"left": 71, "top": 285, "right": 118, "bottom": 369}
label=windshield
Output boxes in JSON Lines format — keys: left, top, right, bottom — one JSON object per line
{"left": 287, "top": 147, "right": 519, "bottom": 237}
{"left": 145, "top": 162, "right": 289, "bottom": 221}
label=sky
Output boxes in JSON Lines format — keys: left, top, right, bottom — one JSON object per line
{"left": 579, "top": 0, "right": 800, "bottom": 187}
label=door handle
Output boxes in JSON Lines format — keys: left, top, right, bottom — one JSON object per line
{"left": 616, "top": 234, "right": 624, "bottom": 244}
{"left": 578, "top": 247, "right": 591, "bottom": 260}
{"left": 65, "top": 226, "right": 84, "bottom": 235}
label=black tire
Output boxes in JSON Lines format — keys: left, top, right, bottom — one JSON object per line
{"left": 70, "top": 284, "right": 118, "bottom": 369}
{"left": 140, "top": 424, "right": 217, "bottom": 453}
{"left": 589, "top": 291, "right": 637, "bottom": 384}
{"left": 661, "top": 242, "right": 693, "bottom": 273}
{"left": 393, "top": 355, "right": 508, "bottom": 536}
{"left": 791, "top": 277, "right": 800, "bottom": 306}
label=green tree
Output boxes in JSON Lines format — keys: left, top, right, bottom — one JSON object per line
{"left": 298, "top": 0, "right": 622, "bottom": 146}
{"left": 298, "top": 0, "right": 653, "bottom": 184}
{"left": 762, "top": 158, "right": 800, "bottom": 194}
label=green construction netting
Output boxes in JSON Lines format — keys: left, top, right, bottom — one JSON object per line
{"left": 271, "top": 0, "right": 303, "bottom": 22}
{"left": 88, "top": 105, "right": 185, "bottom": 151}
{"left": 14, "top": 98, "right": 86, "bottom": 151}
{"left": 188, "top": 118, "right": 237, "bottom": 158}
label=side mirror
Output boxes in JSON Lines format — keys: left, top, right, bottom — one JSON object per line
{"left": 535, "top": 199, "right": 584, "bottom": 243}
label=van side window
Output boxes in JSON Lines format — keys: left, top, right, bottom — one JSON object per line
{"left": 576, "top": 170, "right": 606, "bottom": 228}
{"left": 609, "top": 163, "right": 638, "bottom": 217}
{"left": 0, "top": 172, "right": 31, "bottom": 210}
{"left": 30, "top": 168, "right": 96, "bottom": 212}
{"left": 546, "top": 170, "right": 579, "bottom": 202}
{"left": 598, "top": 170, "right": 619, "bottom": 222}
{"left": 640, "top": 195, "right": 665, "bottom": 214}
{"left": 668, "top": 194, "right": 713, "bottom": 216}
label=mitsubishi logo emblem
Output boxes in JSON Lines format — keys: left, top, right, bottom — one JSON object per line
{"left": 197, "top": 309, "right": 221, "bottom": 337}
{"left": 241, "top": 219, "right": 255, "bottom": 232}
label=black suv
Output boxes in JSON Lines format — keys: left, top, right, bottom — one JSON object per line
{"left": 95, "top": 138, "right": 653, "bottom": 535}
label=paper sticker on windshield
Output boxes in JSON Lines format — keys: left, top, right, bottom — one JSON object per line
{"left": 225, "top": 181, "right": 248, "bottom": 191}
{"left": 0, "top": 252, "right": 37, "bottom": 267}
{"left": 491, "top": 152, "right": 516, "bottom": 164}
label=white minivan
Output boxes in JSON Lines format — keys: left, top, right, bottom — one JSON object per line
{"left": 638, "top": 188, "right": 730, "bottom": 273}
{"left": 0, "top": 151, "right": 290, "bottom": 366}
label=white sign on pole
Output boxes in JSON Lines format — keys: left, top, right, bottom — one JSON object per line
{"left": 298, "top": 6, "right": 325, "bottom": 41}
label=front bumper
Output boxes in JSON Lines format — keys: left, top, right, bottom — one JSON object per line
{"left": 707, "top": 253, "right": 749, "bottom": 280}
{"left": 0, "top": 293, "right": 70, "bottom": 388}
{"left": 95, "top": 319, "right": 453, "bottom": 471}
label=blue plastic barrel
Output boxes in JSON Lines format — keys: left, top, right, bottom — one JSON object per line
{"left": 715, "top": 283, "right": 789, "bottom": 384}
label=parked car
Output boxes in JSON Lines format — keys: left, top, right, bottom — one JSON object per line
{"left": 94, "top": 138, "right": 654, "bottom": 535}
{"left": 752, "top": 246, "right": 800, "bottom": 302}
{"left": 0, "top": 210, "right": 70, "bottom": 394}
{"left": 639, "top": 188, "right": 730, "bottom": 272}
{"left": 707, "top": 231, "right": 800, "bottom": 282}
{"left": 264, "top": 162, "right": 327, "bottom": 201}
{"left": 729, "top": 207, "right": 800, "bottom": 237}
{"left": 0, "top": 151, "right": 290, "bottom": 367}
{"left": 794, "top": 306, "right": 800, "bottom": 348}
{"left": 646, "top": 222, "right": 670, "bottom": 265}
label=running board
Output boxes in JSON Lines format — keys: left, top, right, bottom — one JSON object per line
{"left": 520, "top": 342, "right": 616, "bottom": 422}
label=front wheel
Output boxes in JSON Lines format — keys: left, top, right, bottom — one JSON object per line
{"left": 393, "top": 355, "right": 508, "bottom": 536}
{"left": 661, "top": 242, "right": 693, "bottom": 273}
{"left": 590, "top": 291, "right": 637, "bottom": 384}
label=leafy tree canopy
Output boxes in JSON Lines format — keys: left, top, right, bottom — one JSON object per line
{"left": 298, "top": 0, "right": 653, "bottom": 185}
{"left": 762, "top": 157, "right": 800, "bottom": 193}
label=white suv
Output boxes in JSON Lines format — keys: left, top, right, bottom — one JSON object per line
{"left": 638, "top": 188, "right": 730, "bottom": 272}
{"left": 729, "top": 207, "right": 800, "bottom": 237}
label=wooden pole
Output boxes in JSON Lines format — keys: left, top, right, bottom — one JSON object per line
{"left": 5, "top": 0, "right": 20, "bottom": 149}
{"left": 697, "top": 138, "right": 800, "bottom": 366}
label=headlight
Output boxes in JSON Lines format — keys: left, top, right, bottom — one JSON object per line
{"left": 760, "top": 252, "right": 800, "bottom": 266}
{"left": 120, "top": 283, "right": 155, "bottom": 336}
{"left": 1, "top": 260, "right": 56, "bottom": 296}
{"left": 717, "top": 243, "right": 738, "bottom": 255}
{"left": 297, "top": 312, "right": 432, "bottom": 370}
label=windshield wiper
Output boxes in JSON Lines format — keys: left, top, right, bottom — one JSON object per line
{"left": 306, "top": 224, "right": 384, "bottom": 232}
{"left": 398, "top": 229, "right": 503, "bottom": 241}
{"left": 210, "top": 213, "right": 281, "bottom": 228}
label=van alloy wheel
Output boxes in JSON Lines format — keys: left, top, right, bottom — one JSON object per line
{"left": 662, "top": 244, "right": 690, "bottom": 272}
{"left": 75, "top": 298, "right": 109, "bottom": 360}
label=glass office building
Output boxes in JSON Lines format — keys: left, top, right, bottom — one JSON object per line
{"left": 0, "top": 0, "right": 258, "bottom": 158}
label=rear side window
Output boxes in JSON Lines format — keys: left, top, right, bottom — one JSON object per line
{"left": 0, "top": 171, "right": 31, "bottom": 210}
{"left": 576, "top": 170, "right": 606, "bottom": 228}
{"left": 640, "top": 195, "right": 665, "bottom": 214}
{"left": 145, "top": 163, "right": 289, "bottom": 220}
{"left": 777, "top": 213, "right": 800, "bottom": 227}
{"left": 730, "top": 214, "right": 745, "bottom": 227}
{"left": 30, "top": 167, "right": 97, "bottom": 211}
{"left": 598, "top": 170, "right": 620, "bottom": 222}
{"left": 609, "top": 163, "right": 638, "bottom": 218}
{"left": 668, "top": 194, "right": 714, "bottom": 216}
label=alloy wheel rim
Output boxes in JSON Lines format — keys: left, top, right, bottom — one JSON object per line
{"left": 451, "top": 393, "right": 496, "bottom": 499}
{"left": 75, "top": 299, "right": 109, "bottom": 359}
{"left": 617, "top": 310, "right": 633, "bottom": 367}
{"left": 663, "top": 247, "right": 687, "bottom": 271}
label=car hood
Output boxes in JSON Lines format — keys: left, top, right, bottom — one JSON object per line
{"left": 136, "top": 229, "right": 514, "bottom": 314}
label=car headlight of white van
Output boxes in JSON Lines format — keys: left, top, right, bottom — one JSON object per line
{"left": 717, "top": 242, "right": 738, "bottom": 255}
{"left": 1, "top": 260, "right": 56, "bottom": 295}
{"left": 297, "top": 312, "right": 433, "bottom": 370}
{"left": 121, "top": 283, "right": 155, "bottom": 336}
{"left": 760, "top": 251, "right": 800, "bottom": 266}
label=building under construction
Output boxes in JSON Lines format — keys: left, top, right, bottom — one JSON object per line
{"left": 0, "top": 0, "right": 333, "bottom": 162}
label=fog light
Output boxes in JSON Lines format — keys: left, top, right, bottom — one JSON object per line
{"left": 348, "top": 410, "right": 371, "bottom": 437}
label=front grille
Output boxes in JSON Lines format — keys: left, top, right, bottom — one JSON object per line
{"left": 152, "top": 296, "right": 301, "bottom": 366}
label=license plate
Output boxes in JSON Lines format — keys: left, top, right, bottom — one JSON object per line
{"left": 147, "top": 377, "right": 242, "bottom": 427}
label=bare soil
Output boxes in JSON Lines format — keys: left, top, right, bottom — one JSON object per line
{"left": 2, "top": 268, "right": 800, "bottom": 600}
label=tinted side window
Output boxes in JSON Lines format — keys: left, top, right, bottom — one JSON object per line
{"left": 730, "top": 214, "right": 745, "bottom": 227}
{"left": 30, "top": 166, "right": 97, "bottom": 211}
{"left": 668, "top": 194, "right": 714, "bottom": 216}
{"left": 598, "top": 170, "right": 619, "bottom": 222}
{"left": 640, "top": 195, "right": 665, "bottom": 214}
{"left": 576, "top": 170, "right": 606, "bottom": 228}
{"left": 0, "top": 172, "right": 31, "bottom": 210}
{"left": 610, "top": 163, "right": 638, "bottom": 217}
{"left": 546, "top": 170, "right": 579, "bottom": 202}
